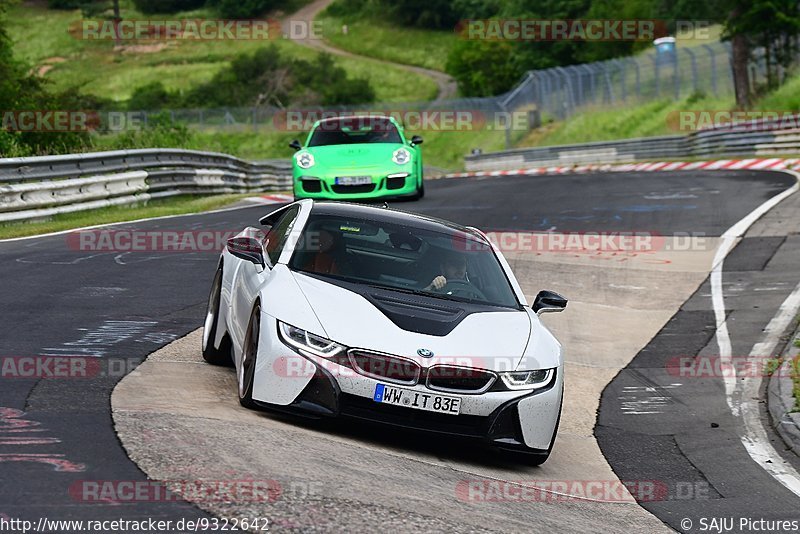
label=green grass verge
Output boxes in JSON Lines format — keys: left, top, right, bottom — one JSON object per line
{"left": 90, "top": 119, "right": 511, "bottom": 170}
{"left": 524, "top": 93, "right": 735, "bottom": 147}
{"left": 318, "top": 15, "right": 455, "bottom": 73}
{"left": 0, "top": 193, "right": 259, "bottom": 239}
{"left": 7, "top": 2, "right": 436, "bottom": 103}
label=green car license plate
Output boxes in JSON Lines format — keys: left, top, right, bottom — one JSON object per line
{"left": 335, "top": 176, "right": 372, "bottom": 186}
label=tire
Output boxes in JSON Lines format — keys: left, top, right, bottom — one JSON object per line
{"left": 411, "top": 179, "right": 425, "bottom": 200}
{"left": 238, "top": 302, "right": 261, "bottom": 409}
{"left": 202, "top": 268, "right": 232, "bottom": 366}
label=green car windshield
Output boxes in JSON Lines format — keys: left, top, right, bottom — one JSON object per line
{"left": 308, "top": 117, "right": 403, "bottom": 147}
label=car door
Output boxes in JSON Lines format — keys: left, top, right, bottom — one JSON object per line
{"left": 230, "top": 206, "right": 301, "bottom": 363}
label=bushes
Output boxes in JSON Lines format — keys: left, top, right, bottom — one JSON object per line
{"left": 293, "top": 53, "right": 376, "bottom": 105}
{"left": 131, "top": 0, "right": 206, "bottom": 14}
{"left": 445, "top": 39, "right": 519, "bottom": 97}
{"left": 47, "top": 0, "right": 83, "bottom": 9}
{"left": 211, "top": 0, "right": 279, "bottom": 18}
{"left": 129, "top": 46, "right": 376, "bottom": 110}
{"left": 325, "top": 0, "right": 458, "bottom": 29}
{"left": 105, "top": 112, "right": 193, "bottom": 150}
{"left": 0, "top": 2, "right": 91, "bottom": 156}
{"left": 128, "top": 82, "right": 177, "bottom": 110}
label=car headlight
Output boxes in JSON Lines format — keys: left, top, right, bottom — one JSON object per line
{"left": 296, "top": 151, "right": 315, "bottom": 169}
{"left": 392, "top": 148, "right": 411, "bottom": 165}
{"left": 278, "top": 321, "right": 344, "bottom": 359}
{"left": 499, "top": 369, "right": 554, "bottom": 390}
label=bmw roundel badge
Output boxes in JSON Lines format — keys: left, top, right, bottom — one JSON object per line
{"left": 417, "top": 348, "right": 434, "bottom": 358}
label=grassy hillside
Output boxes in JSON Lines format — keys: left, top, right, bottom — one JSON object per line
{"left": 524, "top": 94, "right": 735, "bottom": 147}
{"left": 7, "top": 1, "right": 437, "bottom": 103}
{"left": 317, "top": 14, "right": 455, "bottom": 72}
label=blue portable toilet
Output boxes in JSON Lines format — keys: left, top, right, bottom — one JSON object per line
{"left": 654, "top": 36, "right": 676, "bottom": 56}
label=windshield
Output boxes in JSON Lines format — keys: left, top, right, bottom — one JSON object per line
{"left": 307, "top": 117, "right": 403, "bottom": 147}
{"left": 289, "top": 213, "right": 520, "bottom": 309}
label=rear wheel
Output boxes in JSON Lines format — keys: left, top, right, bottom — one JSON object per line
{"left": 202, "top": 268, "right": 232, "bottom": 366}
{"left": 238, "top": 302, "right": 261, "bottom": 409}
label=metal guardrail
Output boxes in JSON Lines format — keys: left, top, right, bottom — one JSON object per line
{"left": 465, "top": 135, "right": 688, "bottom": 171}
{"left": 0, "top": 149, "right": 292, "bottom": 223}
{"left": 465, "top": 116, "right": 800, "bottom": 171}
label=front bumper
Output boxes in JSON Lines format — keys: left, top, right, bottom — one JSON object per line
{"left": 251, "top": 318, "right": 563, "bottom": 453}
{"left": 292, "top": 171, "right": 420, "bottom": 200}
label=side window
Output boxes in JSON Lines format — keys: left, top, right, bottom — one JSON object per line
{"left": 264, "top": 206, "right": 299, "bottom": 266}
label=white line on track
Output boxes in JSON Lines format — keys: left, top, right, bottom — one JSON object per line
{"left": 740, "top": 281, "right": 800, "bottom": 495}
{"left": 712, "top": 169, "right": 800, "bottom": 498}
{"left": 0, "top": 202, "right": 279, "bottom": 243}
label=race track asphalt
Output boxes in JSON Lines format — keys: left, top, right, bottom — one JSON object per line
{"left": 0, "top": 170, "right": 797, "bottom": 531}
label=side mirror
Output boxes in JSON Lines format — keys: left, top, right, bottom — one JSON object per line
{"left": 410, "top": 135, "right": 423, "bottom": 146}
{"left": 227, "top": 236, "right": 265, "bottom": 267}
{"left": 289, "top": 139, "right": 302, "bottom": 151}
{"left": 532, "top": 290, "right": 567, "bottom": 314}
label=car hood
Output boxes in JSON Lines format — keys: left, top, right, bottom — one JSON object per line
{"left": 291, "top": 272, "right": 540, "bottom": 372}
{"left": 304, "top": 143, "right": 409, "bottom": 171}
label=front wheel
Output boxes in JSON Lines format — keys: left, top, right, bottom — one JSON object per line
{"left": 411, "top": 179, "right": 425, "bottom": 200}
{"left": 238, "top": 302, "right": 261, "bottom": 409}
{"left": 202, "top": 268, "right": 232, "bottom": 366}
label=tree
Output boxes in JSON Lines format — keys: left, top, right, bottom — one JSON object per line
{"left": 446, "top": 38, "right": 520, "bottom": 97}
{"left": 723, "top": 0, "right": 800, "bottom": 107}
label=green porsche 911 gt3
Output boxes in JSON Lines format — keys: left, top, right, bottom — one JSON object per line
{"left": 289, "top": 115, "right": 424, "bottom": 201}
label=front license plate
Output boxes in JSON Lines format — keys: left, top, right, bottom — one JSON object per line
{"left": 335, "top": 176, "right": 372, "bottom": 186}
{"left": 373, "top": 384, "right": 461, "bottom": 415}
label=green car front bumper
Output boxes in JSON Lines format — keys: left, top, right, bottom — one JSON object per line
{"left": 292, "top": 172, "right": 422, "bottom": 200}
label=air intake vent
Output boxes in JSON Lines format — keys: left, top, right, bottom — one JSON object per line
{"left": 348, "top": 350, "right": 421, "bottom": 385}
{"left": 426, "top": 366, "right": 497, "bottom": 394}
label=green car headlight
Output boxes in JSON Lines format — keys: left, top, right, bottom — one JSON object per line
{"left": 297, "top": 151, "right": 315, "bottom": 169}
{"left": 392, "top": 148, "right": 411, "bottom": 165}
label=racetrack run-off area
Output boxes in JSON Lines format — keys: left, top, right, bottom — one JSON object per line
{"left": 1, "top": 170, "right": 799, "bottom": 531}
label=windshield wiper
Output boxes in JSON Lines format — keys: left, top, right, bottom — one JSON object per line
{"left": 364, "top": 283, "right": 466, "bottom": 302}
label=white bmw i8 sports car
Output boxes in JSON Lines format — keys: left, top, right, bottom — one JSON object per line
{"left": 202, "top": 200, "right": 567, "bottom": 464}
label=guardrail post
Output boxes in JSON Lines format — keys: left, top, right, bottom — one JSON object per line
{"left": 702, "top": 44, "right": 718, "bottom": 96}
{"left": 617, "top": 60, "right": 627, "bottom": 102}
{"left": 499, "top": 102, "right": 512, "bottom": 149}
{"left": 673, "top": 49, "right": 680, "bottom": 100}
{"left": 685, "top": 48, "right": 699, "bottom": 94}
{"left": 555, "top": 67, "right": 575, "bottom": 117}
{"left": 652, "top": 55, "right": 660, "bottom": 97}
{"left": 603, "top": 62, "right": 614, "bottom": 105}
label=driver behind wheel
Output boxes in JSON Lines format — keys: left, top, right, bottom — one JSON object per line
{"left": 424, "top": 253, "right": 468, "bottom": 291}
